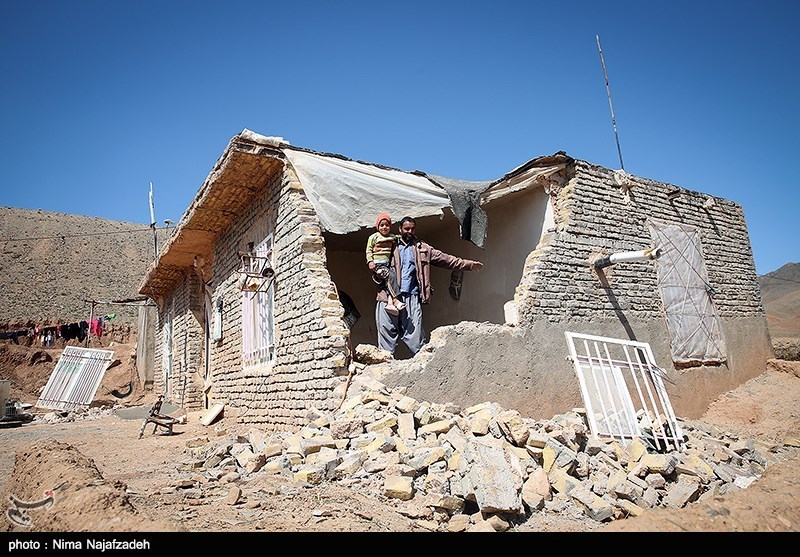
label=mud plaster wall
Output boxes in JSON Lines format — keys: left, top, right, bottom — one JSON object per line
{"left": 200, "top": 163, "right": 349, "bottom": 431}
{"left": 381, "top": 160, "right": 773, "bottom": 419}
{"left": 152, "top": 272, "right": 204, "bottom": 410}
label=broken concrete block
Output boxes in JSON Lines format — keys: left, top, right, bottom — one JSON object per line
{"left": 262, "top": 443, "right": 283, "bottom": 459}
{"left": 354, "top": 344, "right": 393, "bottom": 364}
{"left": 364, "top": 451, "right": 400, "bottom": 473}
{"left": 233, "top": 447, "right": 256, "bottom": 468}
{"left": 625, "top": 470, "right": 649, "bottom": 490}
{"left": 548, "top": 466, "right": 580, "bottom": 495}
{"left": 614, "top": 498, "right": 644, "bottom": 517}
{"left": 568, "top": 486, "right": 614, "bottom": 522}
{"left": 285, "top": 453, "right": 303, "bottom": 466}
{"left": 623, "top": 438, "right": 647, "bottom": 461}
{"left": 675, "top": 454, "right": 715, "bottom": 481}
{"left": 384, "top": 463, "right": 416, "bottom": 477}
{"left": 414, "top": 402, "right": 432, "bottom": 426}
{"left": 431, "top": 494, "right": 464, "bottom": 513}
{"left": 405, "top": 446, "right": 447, "bottom": 472}
{"left": 645, "top": 473, "right": 666, "bottom": 489}
{"left": 640, "top": 487, "right": 660, "bottom": 508}
{"left": 522, "top": 467, "right": 551, "bottom": 510}
{"left": 423, "top": 471, "right": 450, "bottom": 494}
{"left": 613, "top": 479, "right": 644, "bottom": 503}
{"left": 362, "top": 389, "right": 390, "bottom": 405}
{"left": 330, "top": 417, "right": 365, "bottom": 439}
{"left": 366, "top": 415, "right": 398, "bottom": 434}
{"left": 338, "top": 395, "right": 365, "bottom": 414}
{"left": 542, "top": 444, "right": 557, "bottom": 473}
{"left": 203, "top": 454, "right": 223, "bottom": 469}
{"left": 418, "top": 418, "right": 455, "bottom": 436}
{"left": 245, "top": 454, "right": 266, "bottom": 474}
{"left": 364, "top": 433, "right": 396, "bottom": 454}
{"left": 383, "top": 475, "right": 414, "bottom": 501}
{"left": 463, "top": 437, "right": 524, "bottom": 514}
{"left": 470, "top": 417, "right": 490, "bottom": 436}
{"left": 221, "top": 471, "right": 240, "bottom": 483}
{"left": 333, "top": 451, "right": 367, "bottom": 478}
{"left": 397, "top": 413, "right": 416, "bottom": 440}
{"left": 496, "top": 409, "right": 530, "bottom": 447}
{"left": 663, "top": 477, "right": 702, "bottom": 508}
{"left": 554, "top": 445, "right": 577, "bottom": 473}
{"left": 466, "top": 520, "right": 497, "bottom": 532}
{"left": 640, "top": 453, "right": 678, "bottom": 475}
{"left": 262, "top": 460, "right": 285, "bottom": 475}
{"left": 294, "top": 465, "right": 327, "bottom": 485}
{"left": 304, "top": 446, "right": 339, "bottom": 465}
{"left": 483, "top": 513, "right": 510, "bottom": 532}
{"left": 300, "top": 435, "right": 337, "bottom": 456}
{"left": 394, "top": 395, "right": 420, "bottom": 414}
{"left": 247, "top": 428, "right": 267, "bottom": 454}
{"left": 582, "top": 437, "right": 608, "bottom": 456}
{"left": 224, "top": 486, "right": 242, "bottom": 505}
{"left": 447, "top": 514, "right": 471, "bottom": 532}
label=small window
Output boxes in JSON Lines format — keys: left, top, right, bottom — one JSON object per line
{"left": 648, "top": 219, "right": 726, "bottom": 365}
{"left": 241, "top": 235, "right": 275, "bottom": 368}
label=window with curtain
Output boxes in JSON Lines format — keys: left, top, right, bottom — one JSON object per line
{"left": 241, "top": 234, "right": 275, "bottom": 368}
{"left": 648, "top": 219, "right": 727, "bottom": 365}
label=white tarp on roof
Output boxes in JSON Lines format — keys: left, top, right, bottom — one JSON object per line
{"left": 283, "top": 149, "right": 450, "bottom": 234}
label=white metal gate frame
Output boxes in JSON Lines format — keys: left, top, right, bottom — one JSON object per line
{"left": 36, "top": 346, "right": 115, "bottom": 411}
{"left": 565, "top": 331, "right": 685, "bottom": 452}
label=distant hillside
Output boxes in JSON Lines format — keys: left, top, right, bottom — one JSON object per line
{"left": 758, "top": 262, "right": 800, "bottom": 339}
{"left": 0, "top": 207, "right": 169, "bottom": 330}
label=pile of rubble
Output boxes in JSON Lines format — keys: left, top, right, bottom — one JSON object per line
{"left": 173, "top": 371, "right": 786, "bottom": 532}
{"left": 33, "top": 404, "right": 117, "bottom": 424}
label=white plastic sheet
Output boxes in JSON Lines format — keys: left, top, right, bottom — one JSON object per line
{"left": 283, "top": 149, "right": 450, "bottom": 234}
{"left": 649, "top": 219, "right": 727, "bottom": 364}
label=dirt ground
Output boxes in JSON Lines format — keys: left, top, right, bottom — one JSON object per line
{"left": 1, "top": 338, "right": 799, "bottom": 534}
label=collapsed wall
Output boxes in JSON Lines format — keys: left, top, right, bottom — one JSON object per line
{"left": 381, "top": 160, "right": 773, "bottom": 419}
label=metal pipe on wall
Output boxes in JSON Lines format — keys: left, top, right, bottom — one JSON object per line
{"left": 593, "top": 247, "right": 661, "bottom": 270}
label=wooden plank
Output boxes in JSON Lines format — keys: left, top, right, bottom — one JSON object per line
{"left": 200, "top": 403, "right": 224, "bottom": 426}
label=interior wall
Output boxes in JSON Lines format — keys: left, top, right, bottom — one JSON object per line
{"left": 324, "top": 186, "right": 549, "bottom": 358}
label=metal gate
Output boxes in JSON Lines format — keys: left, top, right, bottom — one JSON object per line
{"left": 36, "top": 346, "right": 115, "bottom": 411}
{"left": 565, "top": 331, "right": 685, "bottom": 452}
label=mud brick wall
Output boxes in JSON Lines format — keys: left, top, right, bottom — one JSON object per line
{"left": 515, "top": 160, "right": 765, "bottom": 324}
{"left": 152, "top": 272, "right": 204, "bottom": 410}
{"left": 206, "top": 162, "right": 349, "bottom": 431}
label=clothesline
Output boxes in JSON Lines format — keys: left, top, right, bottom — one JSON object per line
{"left": 0, "top": 313, "right": 119, "bottom": 346}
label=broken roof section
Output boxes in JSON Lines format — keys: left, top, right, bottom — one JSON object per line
{"left": 139, "top": 128, "right": 569, "bottom": 295}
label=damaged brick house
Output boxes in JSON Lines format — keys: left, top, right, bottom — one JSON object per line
{"left": 139, "top": 129, "right": 773, "bottom": 431}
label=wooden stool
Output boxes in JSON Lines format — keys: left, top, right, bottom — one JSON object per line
{"left": 137, "top": 395, "right": 179, "bottom": 439}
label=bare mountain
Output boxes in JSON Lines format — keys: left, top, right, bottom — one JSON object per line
{"left": 758, "top": 262, "right": 800, "bottom": 338}
{"left": 0, "top": 206, "right": 170, "bottom": 330}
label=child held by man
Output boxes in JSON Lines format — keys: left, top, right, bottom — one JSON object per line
{"left": 366, "top": 213, "right": 405, "bottom": 315}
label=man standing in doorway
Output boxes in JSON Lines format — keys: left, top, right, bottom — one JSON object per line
{"left": 374, "top": 216, "right": 483, "bottom": 356}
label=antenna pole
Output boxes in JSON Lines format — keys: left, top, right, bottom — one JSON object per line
{"left": 596, "top": 34, "right": 625, "bottom": 171}
{"left": 149, "top": 181, "right": 158, "bottom": 260}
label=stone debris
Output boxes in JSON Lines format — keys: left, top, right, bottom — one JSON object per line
{"left": 166, "top": 372, "right": 791, "bottom": 531}
{"left": 34, "top": 404, "right": 117, "bottom": 423}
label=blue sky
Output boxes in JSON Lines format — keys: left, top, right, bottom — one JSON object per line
{"left": 1, "top": 0, "right": 797, "bottom": 275}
